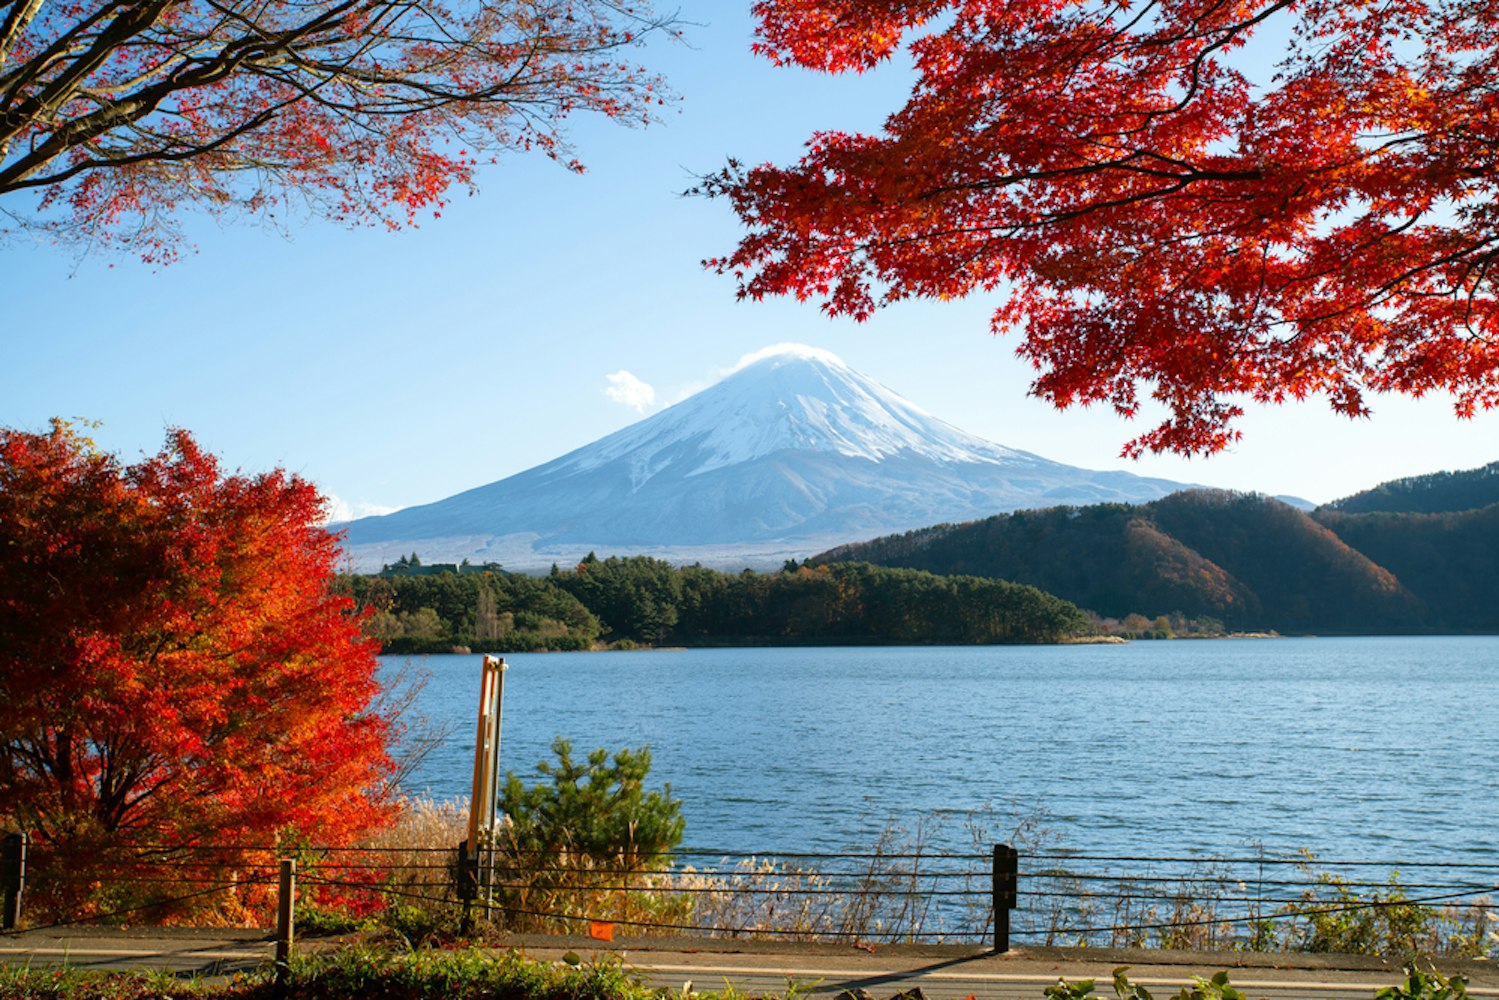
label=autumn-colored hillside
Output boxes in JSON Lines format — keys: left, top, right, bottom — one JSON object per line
{"left": 1144, "top": 491, "right": 1424, "bottom": 632}
{"left": 811, "top": 503, "right": 1259, "bottom": 626}
{"left": 1313, "top": 505, "right": 1499, "bottom": 631}
{"left": 812, "top": 490, "right": 1441, "bottom": 634}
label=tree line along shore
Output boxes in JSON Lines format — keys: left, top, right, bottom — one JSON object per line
{"left": 336, "top": 554, "right": 1094, "bottom": 651}
{"left": 344, "top": 463, "right": 1499, "bottom": 650}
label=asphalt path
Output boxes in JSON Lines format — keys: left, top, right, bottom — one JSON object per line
{"left": 4, "top": 929, "right": 1499, "bottom": 1000}
{"left": 0, "top": 926, "right": 270, "bottom": 976}
{"left": 512, "top": 937, "right": 1499, "bottom": 1000}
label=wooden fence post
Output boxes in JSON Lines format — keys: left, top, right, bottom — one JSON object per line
{"left": 992, "top": 843, "right": 1018, "bottom": 953}
{"left": 275, "top": 858, "right": 296, "bottom": 984}
{"left": 1, "top": 832, "right": 25, "bottom": 931}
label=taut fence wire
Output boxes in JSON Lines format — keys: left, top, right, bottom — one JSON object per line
{"left": 2, "top": 832, "right": 1496, "bottom": 958}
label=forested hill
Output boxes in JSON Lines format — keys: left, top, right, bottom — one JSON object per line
{"left": 1320, "top": 460, "right": 1499, "bottom": 514}
{"left": 1310, "top": 503, "right": 1499, "bottom": 631}
{"left": 1288, "top": 460, "right": 1499, "bottom": 629}
{"left": 337, "top": 557, "right": 1089, "bottom": 652}
{"left": 810, "top": 489, "right": 1476, "bottom": 634}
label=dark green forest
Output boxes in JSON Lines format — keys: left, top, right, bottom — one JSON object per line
{"left": 813, "top": 485, "right": 1498, "bottom": 634}
{"left": 1320, "top": 460, "right": 1499, "bottom": 514}
{"left": 337, "top": 570, "right": 602, "bottom": 653}
{"left": 1311, "top": 504, "right": 1499, "bottom": 630}
{"left": 343, "top": 460, "right": 1499, "bottom": 644}
{"left": 337, "top": 556, "right": 1090, "bottom": 652}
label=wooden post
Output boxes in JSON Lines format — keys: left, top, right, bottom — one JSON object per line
{"left": 275, "top": 858, "right": 296, "bottom": 984}
{"left": 1, "top": 832, "right": 25, "bottom": 931}
{"left": 465, "top": 662, "right": 498, "bottom": 850}
{"left": 464, "top": 655, "right": 507, "bottom": 920}
{"left": 483, "top": 656, "right": 506, "bottom": 918}
{"left": 992, "top": 843, "right": 1018, "bottom": 953}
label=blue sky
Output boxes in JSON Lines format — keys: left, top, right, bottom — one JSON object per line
{"left": 4, "top": 3, "right": 1496, "bottom": 519}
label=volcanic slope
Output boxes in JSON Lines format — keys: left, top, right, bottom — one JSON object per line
{"left": 340, "top": 346, "right": 1192, "bottom": 570}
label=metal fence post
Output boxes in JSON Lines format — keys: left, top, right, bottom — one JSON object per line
{"left": 275, "top": 857, "right": 296, "bottom": 984}
{"left": 456, "top": 838, "right": 479, "bottom": 933}
{"left": 992, "top": 843, "right": 1018, "bottom": 953}
{"left": 1, "top": 832, "right": 25, "bottom": 931}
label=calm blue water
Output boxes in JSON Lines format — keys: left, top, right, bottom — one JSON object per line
{"left": 384, "top": 637, "right": 1499, "bottom": 864}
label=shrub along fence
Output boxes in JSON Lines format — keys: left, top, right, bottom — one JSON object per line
{"left": 3, "top": 833, "right": 1497, "bottom": 962}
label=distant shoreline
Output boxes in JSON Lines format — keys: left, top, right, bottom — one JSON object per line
{"left": 391, "top": 631, "right": 1304, "bottom": 656}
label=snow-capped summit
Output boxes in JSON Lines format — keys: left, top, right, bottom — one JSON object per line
{"left": 340, "top": 346, "right": 1192, "bottom": 570}
{"left": 564, "top": 344, "right": 1018, "bottom": 483}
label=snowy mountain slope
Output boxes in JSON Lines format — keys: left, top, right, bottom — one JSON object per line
{"left": 563, "top": 345, "right": 1021, "bottom": 477}
{"left": 340, "top": 346, "right": 1193, "bottom": 570}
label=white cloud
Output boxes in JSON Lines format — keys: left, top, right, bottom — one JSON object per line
{"left": 604, "top": 369, "right": 657, "bottom": 413}
{"left": 322, "top": 493, "right": 402, "bottom": 525}
{"left": 730, "top": 343, "right": 846, "bottom": 373}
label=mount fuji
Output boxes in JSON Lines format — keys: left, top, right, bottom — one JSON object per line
{"left": 339, "top": 346, "right": 1194, "bottom": 570}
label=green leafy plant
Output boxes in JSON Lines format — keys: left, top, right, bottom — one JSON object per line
{"left": 1046, "top": 968, "right": 1247, "bottom": 1000}
{"left": 1045, "top": 966, "right": 1156, "bottom": 1000}
{"left": 1376, "top": 965, "right": 1471, "bottom": 1000}
{"left": 294, "top": 905, "right": 370, "bottom": 937}
{"left": 1281, "top": 855, "right": 1438, "bottom": 957}
{"left": 1173, "top": 971, "right": 1245, "bottom": 1000}
{"left": 265, "top": 945, "right": 648, "bottom": 1000}
{"left": 1043, "top": 976, "right": 1103, "bottom": 1000}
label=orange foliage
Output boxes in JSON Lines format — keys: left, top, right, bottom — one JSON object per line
{"left": 0, "top": 2, "right": 677, "bottom": 261}
{"left": 0, "top": 421, "right": 394, "bottom": 921}
{"left": 708, "top": 0, "right": 1499, "bottom": 456}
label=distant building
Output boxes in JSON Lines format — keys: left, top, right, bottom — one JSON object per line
{"left": 377, "top": 556, "right": 504, "bottom": 578}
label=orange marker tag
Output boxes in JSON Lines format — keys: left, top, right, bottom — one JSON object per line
{"left": 589, "top": 921, "right": 615, "bottom": 942}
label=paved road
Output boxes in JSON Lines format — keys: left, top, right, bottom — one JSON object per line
{"left": 5, "top": 929, "right": 1499, "bottom": 1000}
{"left": 0, "top": 927, "right": 271, "bottom": 976}
{"left": 512, "top": 937, "right": 1499, "bottom": 1000}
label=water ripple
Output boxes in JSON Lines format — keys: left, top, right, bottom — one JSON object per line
{"left": 387, "top": 636, "right": 1499, "bottom": 864}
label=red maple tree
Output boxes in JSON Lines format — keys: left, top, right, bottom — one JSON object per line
{"left": 0, "top": 0, "right": 677, "bottom": 260}
{"left": 0, "top": 421, "right": 392, "bottom": 918}
{"left": 707, "top": 0, "right": 1499, "bottom": 456}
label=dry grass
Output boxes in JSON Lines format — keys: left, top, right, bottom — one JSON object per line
{"left": 1021, "top": 860, "right": 1498, "bottom": 958}
{"left": 33, "top": 793, "right": 1491, "bottom": 961}
{"left": 356, "top": 796, "right": 467, "bottom": 907}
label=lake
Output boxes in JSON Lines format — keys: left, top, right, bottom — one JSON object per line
{"left": 384, "top": 636, "right": 1499, "bottom": 866}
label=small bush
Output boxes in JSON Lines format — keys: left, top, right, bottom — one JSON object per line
{"left": 1277, "top": 854, "right": 1493, "bottom": 959}
{"left": 489, "top": 737, "right": 686, "bottom": 934}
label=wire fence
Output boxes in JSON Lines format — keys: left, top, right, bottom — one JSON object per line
{"left": 1016, "top": 851, "right": 1499, "bottom": 954}
{"left": 3, "top": 832, "right": 1498, "bottom": 958}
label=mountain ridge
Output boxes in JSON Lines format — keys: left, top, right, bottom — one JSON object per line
{"left": 339, "top": 346, "right": 1194, "bottom": 571}
{"left": 809, "top": 490, "right": 1432, "bottom": 633}
{"left": 1319, "top": 459, "right": 1499, "bottom": 514}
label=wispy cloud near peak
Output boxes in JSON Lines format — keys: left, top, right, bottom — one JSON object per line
{"left": 604, "top": 370, "right": 657, "bottom": 413}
